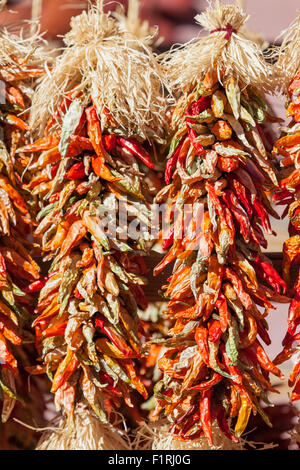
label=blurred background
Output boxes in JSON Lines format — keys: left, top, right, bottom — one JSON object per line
{"left": 1, "top": 0, "right": 300, "bottom": 449}
{"left": 0, "top": 0, "right": 299, "bottom": 48}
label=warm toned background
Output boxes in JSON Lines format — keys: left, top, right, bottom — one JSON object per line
{"left": 1, "top": 0, "right": 300, "bottom": 448}
{"left": 1, "top": 0, "right": 300, "bottom": 46}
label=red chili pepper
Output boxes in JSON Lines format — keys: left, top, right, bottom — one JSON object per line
{"left": 76, "top": 182, "right": 89, "bottom": 195}
{"left": 206, "top": 182, "right": 227, "bottom": 221}
{"left": 199, "top": 389, "right": 213, "bottom": 446}
{"left": 161, "top": 388, "right": 173, "bottom": 398}
{"left": 103, "top": 134, "right": 118, "bottom": 152}
{"left": 45, "top": 86, "right": 82, "bottom": 133}
{"left": 217, "top": 156, "right": 239, "bottom": 173}
{"left": 24, "top": 272, "right": 57, "bottom": 294}
{"left": 222, "top": 190, "right": 251, "bottom": 243}
{"left": 73, "top": 288, "right": 83, "bottom": 299}
{"left": 288, "top": 290, "right": 300, "bottom": 325}
{"left": 95, "top": 315, "right": 134, "bottom": 357}
{"left": 180, "top": 409, "right": 200, "bottom": 436}
{"left": 228, "top": 175, "right": 253, "bottom": 219}
{"left": 117, "top": 136, "right": 154, "bottom": 169}
{"left": 188, "top": 127, "right": 204, "bottom": 155}
{"left": 165, "top": 137, "right": 185, "bottom": 184}
{"left": 291, "top": 380, "right": 300, "bottom": 402}
{"left": 272, "top": 189, "right": 293, "bottom": 203}
{"left": 162, "top": 226, "right": 174, "bottom": 251}
{"left": 289, "top": 361, "right": 300, "bottom": 387}
{"left": 220, "top": 344, "right": 243, "bottom": 385}
{"left": 223, "top": 267, "right": 252, "bottom": 310}
{"left": 99, "top": 370, "right": 122, "bottom": 396}
{"left": 0, "top": 253, "right": 6, "bottom": 277}
{"left": 189, "top": 372, "right": 222, "bottom": 391}
{"left": 216, "top": 291, "right": 230, "bottom": 333}
{"left": 247, "top": 340, "right": 284, "bottom": 379}
{"left": 251, "top": 255, "right": 287, "bottom": 295}
{"left": 64, "top": 162, "right": 86, "bottom": 180}
{"left": 216, "top": 408, "right": 239, "bottom": 442}
{"left": 208, "top": 320, "right": 222, "bottom": 343}
{"left": 49, "top": 192, "right": 60, "bottom": 203}
{"left": 195, "top": 327, "right": 210, "bottom": 365}
{"left": 86, "top": 106, "right": 120, "bottom": 182}
{"left": 250, "top": 221, "right": 268, "bottom": 249}
{"left": 185, "top": 96, "right": 211, "bottom": 117}
{"left": 241, "top": 158, "right": 265, "bottom": 184}
{"left": 253, "top": 198, "right": 272, "bottom": 234}
{"left": 6, "top": 86, "right": 25, "bottom": 109}
{"left": 6, "top": 114, "right": 30, "bottom": 131}
{"left": 256, "top": 319, "right": 271, "bottom": 346}
{"left": 283, "top": 318, "right": 300, "bottom": 347}
{"left": 43, "top": 320, "right": 68, "bottom": 338}
{"left": 50, "top": 164, "right": 59, "bottom": 178}
{"left": 129, "top": 283, "right": 148, "bottom": 310}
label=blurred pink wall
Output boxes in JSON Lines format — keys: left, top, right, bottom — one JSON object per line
{"left": 174, "top": 0, "right": 300, "bottom": 43}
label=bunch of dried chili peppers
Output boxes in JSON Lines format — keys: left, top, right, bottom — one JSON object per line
{"left": 24, "top": 3, "right": 168, "bottom": 434}
{"left": 149, "top": 1, "right": 286, "bottom": 445}
{"left": 272, "top": 16, "right": 300, "bottom": 403}
{"left": 0, "top": 21, "right": 46, "bottom": 427}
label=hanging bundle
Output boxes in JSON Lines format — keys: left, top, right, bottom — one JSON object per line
{"left": 112, "top": 0, "right": 160, "bottom": 48}
{"left": 24, "top": 1, "right": 168, "bottom": 449}
{"left": 272, "top": 14, "right": 300, "bottom": 406}
{"left": 0, "top": 5, "right": 46, "bottom": 433}
{"left": 29, "top": 2, "right": 167, "bottom": 141}
{"left": 36, "top": 403, "right": 131, "bottom": 450}
{"left": 149, "top": 0, "right": 286, "bottom": 449}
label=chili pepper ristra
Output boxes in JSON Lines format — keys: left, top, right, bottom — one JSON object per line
{"left": 149, "top": 0, "right": 285, "bottom": 449}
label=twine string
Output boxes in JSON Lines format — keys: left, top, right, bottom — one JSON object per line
{"left": 210, "top": 23, "right": 237, "bottom": 40}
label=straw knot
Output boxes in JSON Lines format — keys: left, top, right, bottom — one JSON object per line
{"left": 210, "top": 23, "right": 236, "bottom": 40}
{"left": 0, "top": 0, "right": 6, "bottom": 12}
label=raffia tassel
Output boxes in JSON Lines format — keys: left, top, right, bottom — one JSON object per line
{"left": 161, "top": 0, "right": 274, "bottom": 95}
{"left": 36, "top": 405, "right": 131, "bottom": 451}
{"left": 133, "top": 422, "right": 244, "bottom": 451}
{"left": 133, "top": 422, "right": 277, "bottom": 451}
{"left": 274, "top": 15, "right": 300, "bottom": 93}
{"left": 30, "top": 0, "right": 168, "bottom": 140}
{"left": 113, "top": 0, "right": 161, "bottom": 47}
{"left": 0, "top": 20, "right": 46, "bottom": 71}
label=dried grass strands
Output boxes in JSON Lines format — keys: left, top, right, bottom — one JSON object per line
{"left": 36, "top": 405, "right": 131, "bottom": 450}
{"left": 274, "top": 14, "right": 300, "bottom": 93}
{"left": 30, "top": 2, "right": 168, "bottom": 141}
{"left": 0, "top": 6, "right": 47, "bottom": 74}
{"left": 161, "top": 0, "right": 274, "bottom": 96}
{"left": 134, "top": 421, "right": 244, "bottom": 450}
{"left": 112, "top": 0, "right": 160, "bottom": 48}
